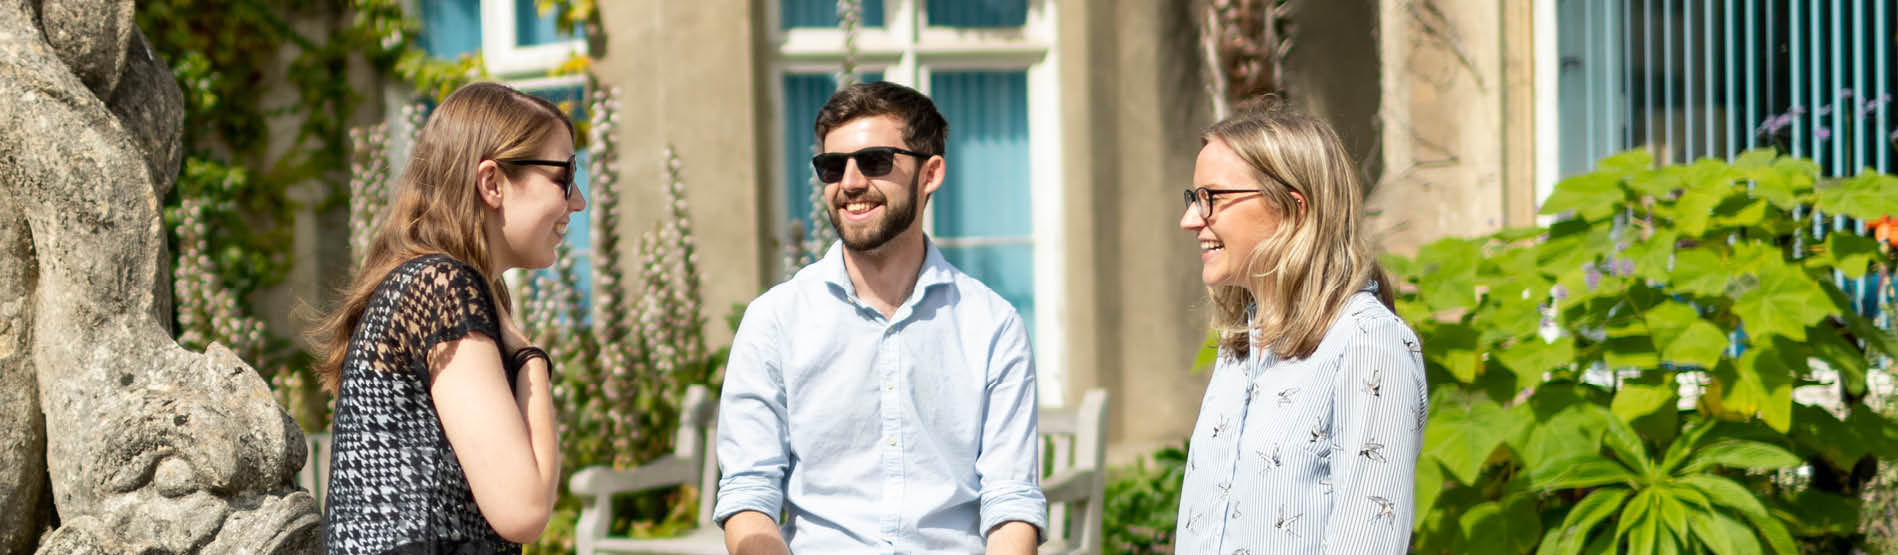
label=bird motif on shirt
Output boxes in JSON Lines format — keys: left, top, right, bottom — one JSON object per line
{"left": 1187, "top": 510, "right": 1205, "bottom": 532}
{"left": 1257, "top": 444, "right": 1281, "bottom": 469}
{"left": 1413, "top": 399, "right": 1428, "bottom": 432}
{"left": 1246, "top": 381, "right": 1262, "bottom": 402}
{"left": 1320, "top": 478, "right": 1334, "bottom": 495}
{"left": 1402, "top": 337, "right": 1421, "bottom": 353}
{"left": 1232, "top": 549, "right": 1251, "bottom": 555}
{"left": 1360, "top": 440, "right": 1388, "bottom": 463}
{"left": 1277, "top": 387, "right": 1299, "bottom": 406}
{"left": 1216, "top": 481, "right": 1233, "bottom": 502}
{"left": 1231, "top": 501, "right": 1243, "bottom": 519}
{"left": 1275, "top": 505, "right": 1302, "bottom": 537}
{"left": 1212, "top": 416, "right": 1232, "bottom": 439}
{"left": 1370, "top": 496, "right": 1396, "bottom": 526}
{"left": 1362, "top": 368, "right": 1383, "bottom": 397}
{"left": 1309, "top": 422, "right": 1327, "bottom": 445}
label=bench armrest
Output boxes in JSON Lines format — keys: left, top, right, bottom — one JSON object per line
{"left": 1040, "top": 468, "right": 1100, "bottom": 504}
{"left": 570, "top": 456, "right": 701, "bottom": 498}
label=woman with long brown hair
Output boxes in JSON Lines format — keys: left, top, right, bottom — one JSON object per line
{"left": 312, "top": 81, "right": 583, "bottom": 553}
{"left": 1173, "top": 98, "right": 1426, "bottom": 554}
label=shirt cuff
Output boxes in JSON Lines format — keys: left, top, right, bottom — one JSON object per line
{"left": 712, "top": 477, "right": 784, "bottom": 528}
{"left": 980, "top": 481, "right": 1049, "bottom": 544}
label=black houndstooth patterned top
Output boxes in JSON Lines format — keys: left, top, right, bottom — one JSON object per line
{"left": 324, "top": 254, "right": 523, "bottom": 554}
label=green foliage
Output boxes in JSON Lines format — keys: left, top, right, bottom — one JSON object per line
{"left": 1386, "top": 149, "right": 1898, "bottom": 553}
{"left": 1104, "top": 444, "right": 1188, "bottom": 553}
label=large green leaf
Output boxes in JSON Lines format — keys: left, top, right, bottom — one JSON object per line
{"left": 1814, "top": 172, "right": 1898, "bottom": 221}
{"left": 1416, "top": 237, "right": 1483, "bottom": 312}
{"left": 1424, "top": 392, "right": 1511, "bottom": 485}
{"left": 1730, "top": 262, "right": 1832, "bottom": 342}
{"left": 1600, "top": 406, "right": 1654, "bottom": 476}
{"left": 1688, "top": 507, "right": 1759, "bottom": 555}
{"left": 1425, "top": 323, "right": 1483, "bottom": 384}
{"left": 1542, "top": 172, "right": 1629, "bottom": 219}
{"left": 1494, "top": 336, "right": 1572, "bottom": 391}
{"left": 1413, "top": 457, "right": 1446, "bottom": 528}
{"left": 1845, "top": 310, "right": 1898, "bottom": 359}
{"left": 1640, "top": 302, "right": 1727, "bottom": 368}
{"left": 1623, "top": 492, "right": 1662, "bottom": 555}
{"left": 1669, "top": 248, "right": 1731, "bottom": 297}
{"left": 1541, "top": 487, "right": 1630, "bottom": 555}
{"left": 1679, "top": 440, "right": 1802, "bottom": 474}
{"left": 1677, "top": 474, "right": 1797, "bottom": 554}
{"left": 1673, "top": 187, "right": 1726, "bottom": 235}
{"left": 1805, "top": 232, "right": 1879, "bottom": 278}
{"left": 1457, "top": 495, "right": 1542, "bottom": 555}
{"left": 1528, "top": 454, "right": 1639, "bottom": 491}
{"left": 1709, "top": 349, "right": 1795, "bottom": 432}
{"left": 1611, "top": 383, "right": 1678, "bottom": 425}
{"left": 1790, "top": 404, "right": 1875, "bottom": 470}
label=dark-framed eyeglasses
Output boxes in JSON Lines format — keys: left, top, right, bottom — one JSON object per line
{"left": 811, "top": 146, "right": 931, "bottom": 183}
{"left": 1183, "top": 187, "right": 1257, "bottom": 219}
{"left": 494, "top": 155, "right": 576, "bottom": 199}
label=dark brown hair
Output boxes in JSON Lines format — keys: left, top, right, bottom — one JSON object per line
{"left": 309, "top": 81, "right": 573, "bottom": 392}
{"left": 813, "top": 81, "right": 948, "bottom": 155}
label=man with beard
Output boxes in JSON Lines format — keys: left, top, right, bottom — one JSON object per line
{"left": 713, "top": 81, "right": 1046, "bottom": 555}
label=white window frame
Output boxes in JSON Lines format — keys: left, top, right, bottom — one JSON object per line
{"left": 481, "top": 0, "right": 586, "bottom": 77}
{"left": 767, "top": 0, "right": 1068, "bottom": 406}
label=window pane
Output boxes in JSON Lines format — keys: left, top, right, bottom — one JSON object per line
{"left": 927, "top": 0, "right": 1027, "bottom": 27}
{"left": 938, "top": 243, "right": 1034, "bottom": 341}
{"left": 781, "top": 72, "right": 884, "bottom": 232}
{"left": 782, "top": 0, "right": 885, "bottom": 28}
{"left": 420, "top": 0, "right": 482, "bottom": 58}
{"left": 930, "top": 71, "right": 1031, "bottom": 238}
{"left": 516, "top": 0, "right": 583, "bottom": 46}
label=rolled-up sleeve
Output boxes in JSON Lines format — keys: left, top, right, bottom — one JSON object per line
{"left": 713, "top": 302, "right": 791, "bottom": 527}
{"left": 976, "top": 312, "right": 1049, "bottom": 542}
{"left": 1322, "top": 316, "right": 1428, "bottom": 554}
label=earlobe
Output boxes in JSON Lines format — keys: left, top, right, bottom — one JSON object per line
{"left": 923, "top": 156, "right": 946, "bottom": 194}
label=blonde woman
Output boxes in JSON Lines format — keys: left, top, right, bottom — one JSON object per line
{"left": 1174, "top": 98, "right": 1426, "bottom": 554}
{"left": 311, "top": 82, "right": 583, "bottom": 553}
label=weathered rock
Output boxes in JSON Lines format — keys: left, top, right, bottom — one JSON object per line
{"left": 0, "top": 191, "right": 49, "bottom": 555}
{"left": 0, "top": 0, "right": 321, "bottom": 552}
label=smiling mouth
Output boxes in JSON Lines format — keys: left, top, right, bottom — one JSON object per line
{"left": 840, "top": 201, "right": 881, "bottom": 216}
{"left": 1200, "top": 239, "right": 1225, "bottom": 253}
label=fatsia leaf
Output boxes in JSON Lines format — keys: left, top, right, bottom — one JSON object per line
{"left": 1806, "top": 232, "right": 1879, "bottom": 279}
{"left": 1543, "top": 487, "right": 1630, "bottom": 555}
{"left": 1611, "top": 383, "right": 1677, "bottom": 425}
{"left": 1529, "top": 454, "right": 1638, "bottom": 491}
{"left": 1688, "top": 507, "right": 1755, "bottom": 555}
{"left": 1680, "top": 440, "right": 1802, "bottom": 474}
{"left": 1669, "top": 248, "right": 1731, "bottom": 297}
{"left": 1542, "top": 172, "right": 1628, "bottom": 219}
{"left": 1600, "top": 407, "right": 1654, "bottom": 476}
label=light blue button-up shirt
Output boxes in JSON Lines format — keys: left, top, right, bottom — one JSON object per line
{"left": 714, "top": 240, "right": 1048, "bottom": 553}
{"left": 1175, "top": 288, "right": 1428, "bottom": 554}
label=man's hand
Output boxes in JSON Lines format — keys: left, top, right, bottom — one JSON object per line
{"left": 724, "top": 511, "right": 789, "bottom": 555}
{"left": 985, "top": 521, "right": 1038, "bottom": 555}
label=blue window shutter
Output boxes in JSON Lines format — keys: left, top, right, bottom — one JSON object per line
{"left": 515, "top": 0, "right": 583, "bottom": 46}
{"left": 781, "top": 72, "right": 885, "bottom": 232}
{"left": 926, "top": 0, "right": 1027, "bottom": 27}
{"left": 929, "top": 70, "right": 1034, "bottom": 339}
{"left": 420, "top": 0, "right": 482, "bottom": 59}
{"left": 782, "top": 0, "right": 885, "bottom": 28}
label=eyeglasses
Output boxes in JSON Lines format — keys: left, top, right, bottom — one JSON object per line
{"left": 494, "top": 155, "right": 576, "bottom": 199}
{"left": 1183, "top": 187, "right": 1257, "bottom": 219}
{"left": 811, "top": 146, "right": 931, "bottom": 183}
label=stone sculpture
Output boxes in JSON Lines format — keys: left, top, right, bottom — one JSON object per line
{"left": 0, "top": 0, "right": 321, "bottom": 552}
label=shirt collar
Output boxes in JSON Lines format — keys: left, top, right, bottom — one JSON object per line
{"left": 819, "top": 238, "right": 956, "bottom": 309}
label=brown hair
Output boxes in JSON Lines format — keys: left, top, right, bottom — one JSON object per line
{"left": 1205, "top": 97, "right": 1395, "bottom": 359}
{"left": 813, "top": 81, "right": 948, "bottom": 155}
{"left": 310, "top": 82, "right": 573, "bottom": 392}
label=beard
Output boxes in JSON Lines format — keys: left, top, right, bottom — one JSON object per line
{"left": 827, "top": 170, "right": 921, "bottom": 252}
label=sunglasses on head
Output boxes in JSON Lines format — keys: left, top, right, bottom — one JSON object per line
{"left": 811, "top": 146, "right": 931, "bottom": 183}
{"left": 493, "top": 155, "right": 576, "bottom": 199}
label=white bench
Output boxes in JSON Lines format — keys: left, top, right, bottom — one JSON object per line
{"left": 568, "top": 386, "right": 1110, "bottom": 555}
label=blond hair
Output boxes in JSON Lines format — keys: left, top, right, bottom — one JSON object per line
{"left": 310, "top": 82, "right": 573, "bottom": 392}
{"left": 1206, "top": 98, "right": 1394, "bottom": 359}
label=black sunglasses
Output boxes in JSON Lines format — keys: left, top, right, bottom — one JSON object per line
{"left": 1183, "top": 187, "right": 1257, "bottom": 219}
{"left": 811, "top": 146, "right": 931, "bottom": 183}
{"left": 494, "top": 155, "right": 576, "bottom": 199}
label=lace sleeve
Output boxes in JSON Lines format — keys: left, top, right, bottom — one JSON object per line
{"left": 403, "top": 257, "right": 506, "bottom": 386}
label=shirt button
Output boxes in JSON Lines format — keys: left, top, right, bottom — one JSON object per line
{"left": 886, "top": 436, "right": 897, "bottom": 446}
{"left": 884, "top": 380, "right": 895, "bottom": 390}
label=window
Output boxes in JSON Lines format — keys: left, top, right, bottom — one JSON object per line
{"left": 769, "top": 0, "right": 1066, "bottom": 403}
{"left": 419, "top": 0, "right": 593, "bottom": 309}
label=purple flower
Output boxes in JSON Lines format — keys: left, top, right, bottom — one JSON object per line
{"left": 1840, "top": 88, "right": 1855, "bottom": 100}
{"left": 1584, "top": 264, "right": 1603, "bottom": 290}
{"left": 1817, "top": 127, "right": 1832, "bottom": 141}
{"left": 1817, "top": 105, "right": 1834, "bottom": 117}
{"left": 1790, "top": 105, "right": 1808, "bottom": 115}
{"left": 1551, "top": 285, "right": 1569, "bottom": 302}
{"left": 1614, "top": 258, "right": 1636, "bottom": 277}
